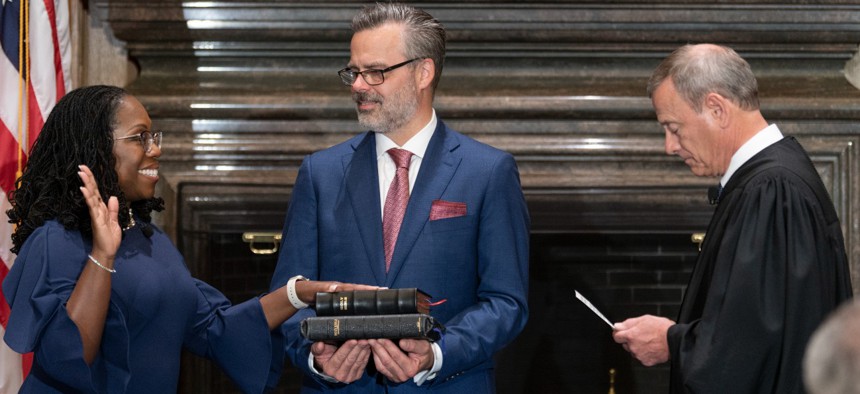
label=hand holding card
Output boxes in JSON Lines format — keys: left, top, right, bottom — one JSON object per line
{"left": 575, "top": 290, "right": 614, "bottom": 328}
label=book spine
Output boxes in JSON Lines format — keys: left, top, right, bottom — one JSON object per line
{"left": 315, "top": 288, "right": 426, "bottom": 316}
{"left": 300, "top": 314, "right": 443, "bottom": 342}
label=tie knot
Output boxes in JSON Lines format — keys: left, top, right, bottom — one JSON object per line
{"left": 388, "top": 148, "right": 412, "bottom": 169}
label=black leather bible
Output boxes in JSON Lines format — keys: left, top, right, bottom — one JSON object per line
{"left": 300, "top": 313, "right": 444, "bottom": 342}
{"left": 315, "top": 288, "right": 431, "bottom": 316}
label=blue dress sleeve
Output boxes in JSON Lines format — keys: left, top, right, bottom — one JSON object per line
{"left": 2, "top": 223, "right": 132, "bottom": 392}
{"left": 183, "top": 279, "right": 285, "bottom": 394}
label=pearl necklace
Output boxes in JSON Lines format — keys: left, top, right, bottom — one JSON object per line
{"left": 123, "top": 208, "right": 136, "bottom": 231}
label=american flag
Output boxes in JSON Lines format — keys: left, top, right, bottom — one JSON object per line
{"left": 0, "top": 0, "right": 71, "bottom": 391}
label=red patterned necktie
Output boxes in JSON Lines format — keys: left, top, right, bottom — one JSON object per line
{"left": 383, "top": 148, "right": 412, "bottom": 272}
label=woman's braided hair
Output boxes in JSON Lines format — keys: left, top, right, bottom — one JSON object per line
{"left": 6, "top": 85, "right": 163, "bottom": 254}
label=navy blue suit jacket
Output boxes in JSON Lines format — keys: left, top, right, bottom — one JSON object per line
{"left": 271, "top": 120, "right": 530, "bottom": 393}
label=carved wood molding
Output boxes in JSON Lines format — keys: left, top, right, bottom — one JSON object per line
{"left": 98, "top": 2, "right": 860, "bottom": 54}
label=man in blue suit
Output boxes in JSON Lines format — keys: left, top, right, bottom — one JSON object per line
{"left": 270, "top": 2, "right": 530, "bottom": 393}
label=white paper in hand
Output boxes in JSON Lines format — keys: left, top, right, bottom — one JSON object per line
{"left": 575, "top": 290, "right": 613, "bottom": 328}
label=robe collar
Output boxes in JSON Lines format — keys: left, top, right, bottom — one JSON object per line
{"left": 720, "top": 124, "right": 783, "bottom": 188}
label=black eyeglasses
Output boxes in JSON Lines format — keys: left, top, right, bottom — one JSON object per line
{"left": 115, "top": 131, "right": 162, "bottom": 154}
{"left": 338, "top": 58, "right": 422, "bottom": 86}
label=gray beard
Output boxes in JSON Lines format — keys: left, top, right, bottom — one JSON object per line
{"left": 354, "top": 81, "right": 419, "bottom": 134}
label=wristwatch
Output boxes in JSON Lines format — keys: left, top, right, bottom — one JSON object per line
{"left": 286, "top": 275, "right": 310, "bottom": 309}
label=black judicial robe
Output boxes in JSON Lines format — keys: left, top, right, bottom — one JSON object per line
{"left": 667, "top": 137, "right": 853, "bottom": 394}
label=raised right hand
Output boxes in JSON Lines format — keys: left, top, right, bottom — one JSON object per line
{"left": 78, "top": 165, "right": 121, "bottom": 260}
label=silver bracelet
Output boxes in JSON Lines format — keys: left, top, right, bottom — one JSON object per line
{"left": 286, "top": 275, "right": 309, "bottom": 309}
{"left": 87, "top": 254, "right": 116, "bottom": 273}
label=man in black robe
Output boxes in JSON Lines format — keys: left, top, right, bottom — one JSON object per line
{"left": 612, "top": 43, "right": 853, "bottom": 393}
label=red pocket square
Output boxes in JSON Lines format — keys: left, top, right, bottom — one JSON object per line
{"left": 430, "top": 200, "right": 467, "bottom": 221}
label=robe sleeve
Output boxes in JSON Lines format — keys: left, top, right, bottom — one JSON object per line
{"left": 2, "top": 223, "right": 131, "bottom": 392}
{"left": 667, "top": 172, "right": 851, "bottom": 393}
{"left": 182, "top": 279, "right": 285, "bottom": 394}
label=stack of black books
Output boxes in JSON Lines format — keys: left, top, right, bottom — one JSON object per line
{"left": 300, "top": 288, "right": 445, "bottom": 342}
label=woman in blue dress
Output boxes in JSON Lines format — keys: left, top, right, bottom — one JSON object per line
{"left": 2, "top": 85, "right": 372, "bottom": 393}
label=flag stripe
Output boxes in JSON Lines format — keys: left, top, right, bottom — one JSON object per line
{"left": 0, "top": 0, "right": 26, "bottom": 192}
{"left": 27, "top": 87, "right": 44, "bottom": 153}
{"left": 29, "top": 0, "right": 69, "bottom": 150}
{"left": 47, "top": 0, "right": 71, "bottom": 100}
{"left": 0, "top": 0, "right": 71, "bottom": 390}
{"left": 0, "top": 120, "right": 24, "bottom": 193}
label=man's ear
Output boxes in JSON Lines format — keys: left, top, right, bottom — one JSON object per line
{"left": 704, "top": 93, "right": 731, "bottom": 128}
{"left": 416, "top": 58, "right": 435, "bottom": 91}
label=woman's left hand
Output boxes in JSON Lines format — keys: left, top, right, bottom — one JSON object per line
{"left": 296, "top": 281, "right": 379, "bottom": 306}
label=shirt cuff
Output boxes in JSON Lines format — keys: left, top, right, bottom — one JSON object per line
{"left": 413, "top": 342, "right": 443, "bottom": 386}
{"left": 308, "top": 352, "right": 340, "bottom": 383}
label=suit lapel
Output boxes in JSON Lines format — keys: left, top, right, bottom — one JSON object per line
{"left": 386, "top": 122, "right": 462, "bottom": 285}
{"left": 344, "top": 132, "right": 387, "bottom": 284}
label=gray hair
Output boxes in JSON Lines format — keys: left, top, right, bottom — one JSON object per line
{"left": 647, "top": 44, "right": 759, "bottom": 113}
{"left": 803, "top": 299, "right": 860, "bottom": 394}
{"left": 351, "top": 2, "right": 446, "bottom": 91}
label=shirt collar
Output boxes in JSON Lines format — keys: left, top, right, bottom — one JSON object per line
{"left": 376, "top": 109, "right": 437, "bottom": 160}
{"left": 720, "top": 124, "right": 783, "bottom": 187}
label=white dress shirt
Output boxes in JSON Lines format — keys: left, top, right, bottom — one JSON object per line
{"left": 375, "top": 110, "right": 437, "bottom": 218}
{"left": 720, "top": 124, "right": 784, "bottom": 188}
